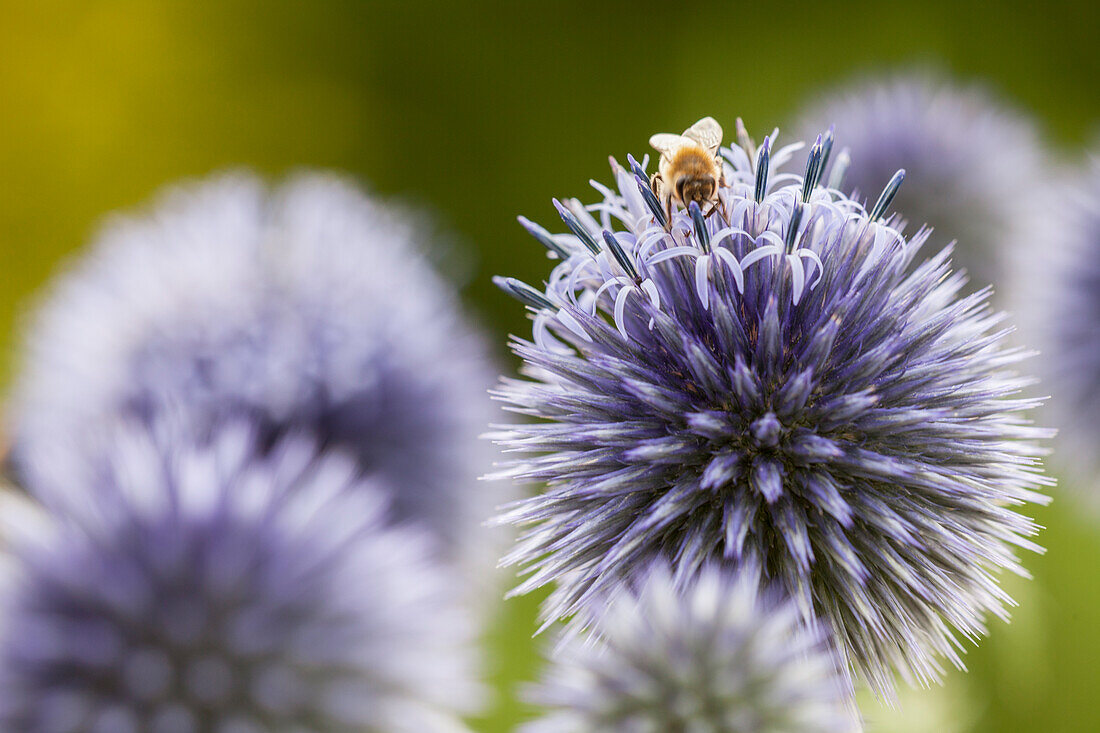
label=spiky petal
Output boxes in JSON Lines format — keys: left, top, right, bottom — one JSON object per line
{"left": 523, "top": 562, "right": 856, "bottom": 733}
{"left": 0, "top": 421, "right": 482, "bottom": 732}
{"left": 8, "top": 173, "right": 504, "bottom": 592}
{"left": 493, "top": 124, "right": 1051, "bottom": 697}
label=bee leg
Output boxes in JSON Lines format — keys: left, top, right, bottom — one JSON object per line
{"left": 713, "top": 166, "right": 730, "bottom": 220}
{"left": 704, "top": 198, "right": 727, "bottom": 220}
{"left": 712, "top": 191, "right": 731, "bottom": 221}
{"left": 651, "top": 173, "right": 673, "bottom": 229}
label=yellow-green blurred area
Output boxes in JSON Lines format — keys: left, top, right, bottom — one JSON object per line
{"left": 1, "top": 1, "right": 1098, "bottom": 730}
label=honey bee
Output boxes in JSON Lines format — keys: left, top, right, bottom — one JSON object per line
{"left": 649, "top": 116, "right": 726, "bottom": 219}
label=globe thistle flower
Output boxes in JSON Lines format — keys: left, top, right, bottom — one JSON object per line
{"left": 523, "top": 562, "right": 856, "bottom": 733}
{"left": 792, "top": 73, "right": 1047, "bottom": 293}
{"left": 0, "top": 421, "right": 483, "bottom": 732}
{"left": 8, "top": 173, "right": 503, "bottom": 588}
{"left": 492, "top": 122, "right": 1051, "bottom": 696}
{"left": 1007, "top": 158, "right": 1100, "bottom": 497}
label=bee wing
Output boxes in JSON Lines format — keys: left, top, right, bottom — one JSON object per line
{"left": 649, "top": 133, "right": 689, "bottom": 156}
{"left": 682, "top": 117, "right": 723, "bottom": 155}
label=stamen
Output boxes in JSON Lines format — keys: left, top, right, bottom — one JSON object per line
{"left": 602, "top": 230, "right": 639, "bottom": 279}
{"left": 785, "top": 201, "right": 805, "bottom": 253}
{"left": 754, "top": 136, "right": 772, "bottom": 203}
{"left": 493, "top": 276, "right": 556, "bottom": 311}
{"left": 819, "top": 125, "right": 836, "bottom": 178}
{"left": 689, "top": 201, "right": 711, "bottom": 253}
{"left": 869, "top": 169, "right": 906, "bottom": 222}
{"left": 801, "top": 134, "right": 825, "bottom": 202}
{"left": 628, "top": 155, "right": 669, "bottom": 228}
{"left": 518, "top": 216, "right": 570, "bottom": 259}
{"left": 553, "top": 199, "right": 602, "bottom": 256}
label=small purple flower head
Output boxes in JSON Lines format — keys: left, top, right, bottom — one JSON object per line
{"left": 522, "top": 562, "right": 856, "bottom": 733}
{"left": 493, "top": 122, "right": 1050, "bottom": 696}
{"left": 1008, "top": 158, "right": 1100, "bottom": 496}
{"left": 0, "top": 421, "right": 483, "bottom": 732}
{"left": 793, "top": 73, "right": 1047, "bottom": 293}
{"left": 9, "top": 173, "right": 503, "bottom": 588}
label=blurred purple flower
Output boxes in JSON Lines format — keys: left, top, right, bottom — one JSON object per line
{"left": 0, "top": 421, "right": 483, "bottom": 732}
{"left": 523, "top": 562, "right": 855, "bottom": 733}
{"left": 793, "top": 72, "right": 1047, "bottom": 294}
{"left": 492, "top": 124, "right": 1051, "bottom": 696}
{"left": 9, "top": 173, "right": 504, "bottom": 588}
{"left": 1008, "top": 158, "right": 1100, "bottom": 498}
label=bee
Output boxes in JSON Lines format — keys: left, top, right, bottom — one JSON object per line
{"left": 649, "top": 116, "right": 726, "bottom": 219}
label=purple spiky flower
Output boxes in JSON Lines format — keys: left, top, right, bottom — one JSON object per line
{"left": 8, "top": 173, "right": 503, "bottom": 590}
{"left": 522, "top": 562, "right": 855, "bottom": 733}
{"left": 492, "top": 122, "right": 1051, "bottom": 697}
{"left": 1008, "top": 157, "right": 1100, "bottom": 498}
{"left": 0, "top": 421, "right": 483, "bottom": 732}
{"left": 793, "top": 73, "right": 1047, "bottom": 294}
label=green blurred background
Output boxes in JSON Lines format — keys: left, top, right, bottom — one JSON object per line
{"left": 1, "top": 1, "right": 1098, "bottom": 730}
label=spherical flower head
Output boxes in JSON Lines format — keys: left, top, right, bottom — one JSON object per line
{"left": 9, "top": 173, "right": 503, "bottom": 589}
{"left": 0, "top": 421, "right": 483, "bottom": 732}
{"left": 1008, "top": 157, "right": 1100, "bottom": 498}
{"left": 492, "top": 123, "right": 1051, "bottom": 697}
{"left": 792, "top": 72, "right": 1047, "bottom": 294}
{"left": 523, "top": 562, "right": 856, "bottom": 733}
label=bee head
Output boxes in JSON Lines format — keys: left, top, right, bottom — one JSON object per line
{"left": 678, "top": 177, "right": 716, "bottom": 206}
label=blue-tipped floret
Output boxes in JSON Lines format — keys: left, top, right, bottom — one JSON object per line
{"left": 689, "top": 201, "right": 711, "bottom": 252}
{"left": 754, "top": 136, "right": 772, "bottom": 203}
{"left": 628, "top": 154, "right": 669, "bottom": 228}
{"left": 553, "top": 199, "right": 602, "bottom": 256}
{"left": 869, "top": 169, "right": 906, "bottom": 222}
{"left": 494, "top": 276, "right": 555, "bottom": 311}
{"left": 819, "top": 125, "right": 836, "bottom": 177}
{"left": 785, "top": 201, "right": 805, "bottom": 252}
{"left": 802, "top": 134, "right": 826, "bottom": 202}
{"left": 519, "top": 215, "right": 571, "bottom": 259}
{"left": 602, "top": 230, "right": 639, "bottom": 279}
